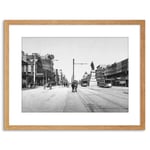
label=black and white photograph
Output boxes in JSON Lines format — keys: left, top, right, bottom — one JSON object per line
{"left": 22, "top": 37, "right": 128, "bottom": 112}
{"left": 5, "top": 20, "right": 145, "bottom": 130}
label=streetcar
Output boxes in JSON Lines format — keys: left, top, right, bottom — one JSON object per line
{"left": 97, "top": 79, "right": 112, "bottom": 88}
{"left": 80, "top": 79, "right": 89, "bottom": 87}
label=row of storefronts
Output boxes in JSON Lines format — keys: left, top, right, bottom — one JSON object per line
{"left": 22, "top": 51, "right": 66, "bottom": 88}
{"left": 96, "top": 59, "right": 128, "bottom": 87}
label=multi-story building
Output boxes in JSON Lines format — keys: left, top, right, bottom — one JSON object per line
{"left": 41, "top": 54, "right": 55, "bottom": 85}
{"left": 95, "top": 66, "right": 105, "bottom": 86}
{"left": 22, "top": 51, "right": 29, "bottom": 88}
{"left": 95, "top": 58, "right": 128, "bottom": 87}
{"left": 22, "top": 51, "right": 55, "bottom": 88}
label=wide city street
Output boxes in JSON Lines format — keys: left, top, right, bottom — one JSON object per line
{"left": 22, "top": 85, "right": 128, "bottom": 112}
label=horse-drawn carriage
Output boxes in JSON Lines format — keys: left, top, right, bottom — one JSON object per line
{"left": 71, "top": 80, "right": 78, "bottom": 92}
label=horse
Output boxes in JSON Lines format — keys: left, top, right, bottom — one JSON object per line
{"left": 71, "top": 80, "right": 78, "bottom": 92}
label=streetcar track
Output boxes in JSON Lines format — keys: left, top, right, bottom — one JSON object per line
{"left": 63, "top": 89, "right": 91, "bottom": 112}
{"left": 77, "top": 89, "right": 115, "bottom": 112}
{"left": 76, "top": 91, "right": 93, "bottom": 112}
{"left": 84, "top": 89, "right": 128, "bottom": 111}
{"left": 89, "top": 88, "right": 128, "bottom": 100}
{"left": 78, "top": 89, "right": 128, "bottom": 112}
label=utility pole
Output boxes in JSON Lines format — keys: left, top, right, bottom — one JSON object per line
{"left": 73, "top": 58, "right": 75, "bottom": 81}
{"left": 72, "top": 58, "right": 88, "bottom": 81}
{"left": 33, "top": 58, "right": 36, "bottom": 84}
{"left": 32, "top": 56, "right": 38, "bottom": 86}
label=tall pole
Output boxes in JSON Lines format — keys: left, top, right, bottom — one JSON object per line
{"left": 46, "top": 70, "right": 47, "bottom": 84}
{"left": 33, "top": 57, "right": 36, "bottom": 85}
{"left": 72, "top": 58, "right": 88, "bottom": 82}
{"left": 73, "top": 58, "right": 75, "bottom": 81}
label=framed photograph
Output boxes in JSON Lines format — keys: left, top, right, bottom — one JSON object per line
{"left": 4, "top": 20, "right": 145, "bottom": 130}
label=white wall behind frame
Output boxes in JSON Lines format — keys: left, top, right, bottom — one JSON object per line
{"left": 0, "top": 0, "right": 149, "bottom": 150}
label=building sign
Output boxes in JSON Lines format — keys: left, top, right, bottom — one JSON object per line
{"left": 36, "top": 73, "right": 44, "bottom": 76}
{"left": 41, "top": 59, "right": 53, "bottom": 71}
{"left": 120, "top": 81, "right": 126, "bottom": 84}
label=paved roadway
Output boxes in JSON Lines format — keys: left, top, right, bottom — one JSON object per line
{"left": 22, "top": 85, "right": 128, "bottom": 112}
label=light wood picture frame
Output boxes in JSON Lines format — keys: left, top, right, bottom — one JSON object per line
{"left": 4, "top": 20, "right": 145, "bottom": 130}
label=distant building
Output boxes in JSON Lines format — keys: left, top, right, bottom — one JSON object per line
{"left": 80, "top": 72, "right": 91, "bottom": 86}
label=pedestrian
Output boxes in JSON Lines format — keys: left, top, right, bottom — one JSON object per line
{"left": 44, "top": 82, "right": 48, "bottom": 89}
{"left": 49, "top": 81, "right": 52, "bottom": 90}
{"left": 71, "top": 82, "right": 74, "bottom": 92}
{"left": 74, "top": 82, "right": 78, "bottom": 92}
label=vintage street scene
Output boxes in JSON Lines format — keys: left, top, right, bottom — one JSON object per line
{"left": 22, "top": 37, "right": 128, "bottom": 112}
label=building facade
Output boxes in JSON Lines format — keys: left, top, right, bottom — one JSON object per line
{"left": 22, "top": 51, "right": 55, "bottom": 88}
{"left": 95, "top": 58, "right": 128, "bottom": 87}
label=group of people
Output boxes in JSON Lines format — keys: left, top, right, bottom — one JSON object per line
{"left": 44, "top": 81, "right": 52, "bottom": 90}
{"left": 44, "top": 80, "right": 78, "bottom": 92}
{"left": 63, "top": 82, "right": 69, "bottom": 87}
{"left": 43, "top": 80, "right": 78, "bottom": 92}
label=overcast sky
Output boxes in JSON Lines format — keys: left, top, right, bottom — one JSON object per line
{"left": 22, "top": 37, "right": 128, "bottom": 81}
